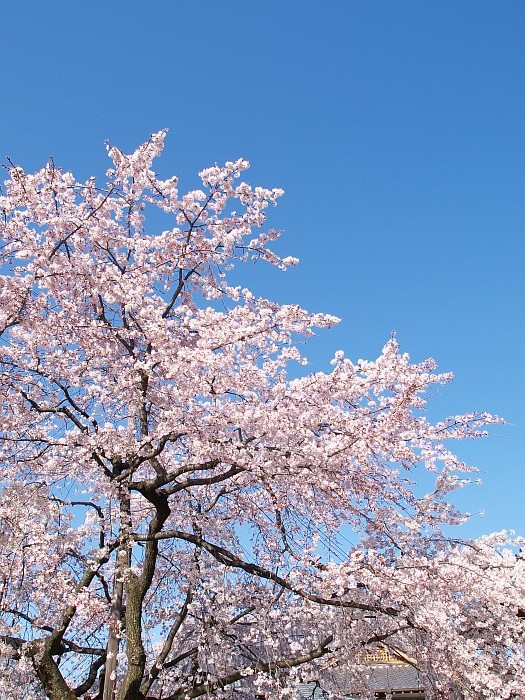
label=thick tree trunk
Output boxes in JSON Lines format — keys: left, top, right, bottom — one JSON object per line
{"left": 118, "top": 491, "right": 171, "bottom": 700}
{"left": 117, "top": 574, "right": 147, "bottom": 700}
{"left": 33, "top": 642, "right": 77, "bottom": 700}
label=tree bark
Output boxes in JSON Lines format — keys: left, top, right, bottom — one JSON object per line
{"left": 101, "top": 552, "right": 126, "bottom": 700}
{"left": 33, "top": 641, "right": 77, "bottom": 700}
{"left": 102, "top": 482, "right": 132, "bottom": 700}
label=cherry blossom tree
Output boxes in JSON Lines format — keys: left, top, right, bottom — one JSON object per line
{"left": 0, "top": 132, "right": 523, "bottom": 700}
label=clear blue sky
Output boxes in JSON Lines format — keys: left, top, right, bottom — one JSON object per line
{"left": 1, "top": 1, "right": 523, "bottom": 538}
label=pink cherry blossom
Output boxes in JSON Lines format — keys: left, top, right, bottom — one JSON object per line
{"left": 0, "top": 133, "right": 522, "bottom": 700}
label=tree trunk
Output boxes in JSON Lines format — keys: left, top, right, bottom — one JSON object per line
{"left": 103, "top": 484, "right": 132, "bottom": 700}
{"left": 102, "top": 557, "right": 125, "bottom": 700}
{"left": 33, "top": 642, "right": 77, "bottom": 700}
{"left": 117, "top": 574, "right": 146, "bottom": 700}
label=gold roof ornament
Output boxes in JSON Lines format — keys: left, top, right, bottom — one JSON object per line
{"left": 360, "top": 645, "right": 417, "bottom": 666}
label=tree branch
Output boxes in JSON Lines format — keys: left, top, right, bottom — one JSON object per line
{"left": 132, "top": 530, "right": 398, "bottom": 617}
{"left": 162, "top": 635, "right": 335, "bottom": 700}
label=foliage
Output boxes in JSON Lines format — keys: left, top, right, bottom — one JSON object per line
{"left": 0, "top": 133, "right": 523, "bottom": 699}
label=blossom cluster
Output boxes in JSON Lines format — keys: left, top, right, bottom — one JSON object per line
{"left": 0, "top": 133, "right": 522, "bottom": 700}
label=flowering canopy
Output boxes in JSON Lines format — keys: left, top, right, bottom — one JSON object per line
{"left": 0, "top": 132, "right": 523, "bottom": 700}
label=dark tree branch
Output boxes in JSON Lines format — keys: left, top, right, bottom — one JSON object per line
{"left": 140, "top": 583, "right": 195, "bottom": 696}
{"left": 132, "top": 529, "right": 399, "bottom": 617}
{"left": 48, "top": 185, "right": 116, "bottom": 259}
{"left": 161, "top": 635, "right": 335, "bottom": 700}
{"left": 73, "top": 653, "right": 107, "bottom": 697}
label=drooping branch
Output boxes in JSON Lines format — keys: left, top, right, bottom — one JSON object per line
{"left": 140, "top": 581, "right": 195, "bottom": 696}
{"left": 132, "top": 529, "right": 399, "bottom": 617}
{"left": 47, "top": 548, "right": 114, "bottom": 652}
{"left": 161, "top": 634, "right": 335, "bottom": 700}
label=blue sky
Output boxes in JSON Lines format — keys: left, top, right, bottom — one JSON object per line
{"left": 1, "top": 1, "right": 523, "bottom": 538}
